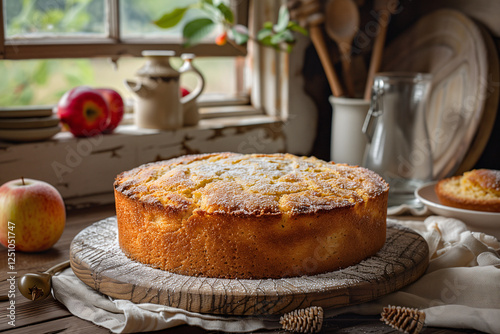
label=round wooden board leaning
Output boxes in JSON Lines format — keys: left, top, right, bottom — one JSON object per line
{"left": 70, "top": 217, "right": 429, "bottom": 316}
{"left": 382, "top": 9, "right": 489, "bottom": 179}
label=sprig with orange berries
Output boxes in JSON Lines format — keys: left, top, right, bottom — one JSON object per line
{"left": 154, "top": 0, "right": 307, "bottom": 52}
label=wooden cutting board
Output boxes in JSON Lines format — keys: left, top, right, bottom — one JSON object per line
{"left": 70, "top": 217, "right": 429, "bottom": 316}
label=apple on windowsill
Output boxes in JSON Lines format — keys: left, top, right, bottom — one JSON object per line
{"left": 57, "top": 86, "right": 124, "bottom": 137}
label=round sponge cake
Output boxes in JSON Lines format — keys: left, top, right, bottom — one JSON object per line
{"left": 114, "top": 153, "right": 389, "bottom": 279}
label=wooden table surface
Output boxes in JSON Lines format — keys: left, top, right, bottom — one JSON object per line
{"left": 0, "top": 204, "right": 483, "bottom": 334}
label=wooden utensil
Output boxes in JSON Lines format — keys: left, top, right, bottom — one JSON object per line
{"left": 289, "top": 0, "right": 345, "bottom": 97}
{"left": 363, "top": 0, "right": 392, "bottom": 100}
{"left": 325, "top": 0, "right": 359, "bottom": 98}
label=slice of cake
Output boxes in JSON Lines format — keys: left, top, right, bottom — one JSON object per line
{"left": 435, "top": 169, "right": 500, "bottom": 212}
{"left": 114, "top": 153, "right": 389, "bottom": 279}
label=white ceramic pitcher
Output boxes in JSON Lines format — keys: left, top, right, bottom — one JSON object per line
{"left": 125, "top": 50, "right": 205, "bottom": 130}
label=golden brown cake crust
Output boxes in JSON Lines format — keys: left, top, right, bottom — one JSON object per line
{"left": 114, "top": 153, "right": 389, "bottom": 279}
{"left": 435, "top": 169, "right": 500, "bottom": 212}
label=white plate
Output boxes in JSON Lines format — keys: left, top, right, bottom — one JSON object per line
{"left": 0, "top": 125, "right": 61, "bottom": 142}
{"left": 0, "top": 115, "right": 60, "bottom": 129}
{"left": 415, "top": 182, "right": 500, "bottom": 239}
{"left": 0, "top": 107, "right": 53, "bottom": 118}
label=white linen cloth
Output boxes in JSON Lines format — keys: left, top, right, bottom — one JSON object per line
{"left": 52, "top": 216, "right": 500, "bottom": 333}
{"left": 387, "top": 204, "right": 430, "bottom": 216}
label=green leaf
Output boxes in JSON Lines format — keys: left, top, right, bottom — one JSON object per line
{"left": 154, "top": 7, "right": 189, "bottom": 29}
{"left": 288, "top": 21, "right": 308, "bottom": 36}
{"left": 273, "top": 5, "right": 290, "bottom": 32}
{"left": 231, "top": 27, "right": 248, "bottom": 45}
{"left": 270, "top": 30, "right": 294, "bottom": 45}
{"left": 257, "top": 28, "right": 273, "bottom": 40}
{"left": 259, "top": 35, "right": 274, "bottom": 47}
{"left": 217, "top": 2, "right": 234, "bottom": 23}
{"left": 183, "top": 18, "right": 216, "bottom": 47}
{"left": 263, "top": 21, "right": 273, "bottom": 30}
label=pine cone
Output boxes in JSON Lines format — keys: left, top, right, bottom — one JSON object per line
{"left": 381, "top": 305, "right": 426, "bottom": 334}
{"left": 280, "top": 305, "right": 324, "bottom": 333}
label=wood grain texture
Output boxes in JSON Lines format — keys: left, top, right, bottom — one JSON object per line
{"left": 70, "top": 217, "right": 429, "bottom": 316}
{"left": 3, "top": 315, "right": 97, "bottom": 334}
{"left": 455, "top": 24, "right": 499, "bottom": 175}
{"left": 418, "top": 0, "right": 500, "bottom": 37}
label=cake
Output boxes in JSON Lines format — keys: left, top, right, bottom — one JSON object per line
{"left": 435, "top": 169, "right": 500, "bottom": 212}
{"left": 114, "top": 153, "right": 389, "bottom": 279}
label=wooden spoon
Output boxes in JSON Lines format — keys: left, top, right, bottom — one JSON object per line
{"left": 363, "top": 0, "right": 393, "bottom": 100}
{"left": 289, "top": 0, "right": 345, "bottom": 97}
{"left": 325, "top": 0, "right": 359, "bottom": 98}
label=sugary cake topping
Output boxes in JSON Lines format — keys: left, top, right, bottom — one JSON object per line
{"left": 115, "top": 153, "right": 389, "bottom": 215}
{"left": 463, "top": 169, "right": 500, "bottom": 196}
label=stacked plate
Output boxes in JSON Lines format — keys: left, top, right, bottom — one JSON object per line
{"left": 0, "top": 107, "right": 61, "bottom": 142}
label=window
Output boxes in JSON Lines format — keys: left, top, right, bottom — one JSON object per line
{"left": 0, "top": 1, "right": 317, "bottom": 202}
{"left": 0, "top": 0, "right": 251, "bottom": 114}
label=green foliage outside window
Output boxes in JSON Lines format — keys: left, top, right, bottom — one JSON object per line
{"left": 5, "top": 0, "right": 105, "bottom": 36}
{"left": 2, "top": 0, "right": 105, "bottom": 107}
{"left": 0, "top": 60, "right": 94, "bottom": 106}
{"left": 154, "top": 0, "right": 307, "bottom": 51}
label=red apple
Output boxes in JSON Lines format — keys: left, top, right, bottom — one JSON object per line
{"left": 96, "top": 88, "right": 124, "bottom": 133}
{"left": 57, "top": 86, "right": 110, "bottom": 137}
{"left": 0, "top": 178, "right": 66, "bottom": 252}
{"left": 180, "top": 87, "right": 190, "bottom": 97}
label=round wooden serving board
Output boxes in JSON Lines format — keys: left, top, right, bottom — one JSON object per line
{"left": 70, "top": 217, "right": 429, "bottom": 316}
